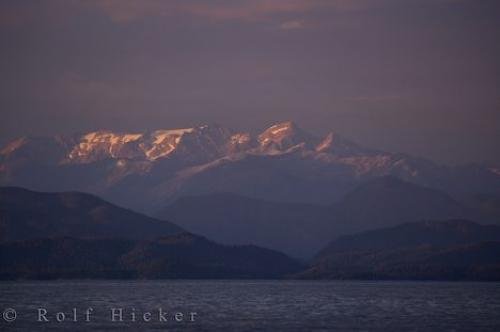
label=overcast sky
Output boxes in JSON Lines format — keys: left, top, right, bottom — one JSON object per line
{"left": 1, "top": 0, "right": 499, "bottom": 165}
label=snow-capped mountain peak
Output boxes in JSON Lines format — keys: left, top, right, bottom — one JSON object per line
{"left": 258, "top": 121, "right": 318, "bottom": 151}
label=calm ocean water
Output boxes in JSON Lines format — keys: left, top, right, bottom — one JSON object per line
{"left": 1, "top": 280, "right": 500, "bottom": 331}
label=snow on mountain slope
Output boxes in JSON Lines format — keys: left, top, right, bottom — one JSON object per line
{"left": 1, "top": 121, "right": 499, "bottom": 211}
{"left": 59, "top": 124, "right": 238, "bottom": 165}
{"left": 65, "top": 128, "right": 198, "bottom": 163}
{"left": 315, "top": 132, "right": 375, "bottom": 156}
{"left": 67, "top": 131, "right": 145, "bottom": 163}
{"left": 0, "top": 121, "right": 379, "bottom": 167}
{"left": 258, "top": 121, "right": 319, "bottom": 153}
{"left": 145, "top": 128, "right": 194, "bottom": 160}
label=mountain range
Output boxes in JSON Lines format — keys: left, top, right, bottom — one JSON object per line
{"left": 2, "top": 121, "right": 499, "bottom": 279}
{"left": 0, "top": 187, "right": 302, "bottom": 279}
{"left": 1, "top": 187, "right": 499, "bottom": 280}
{"left": 2, "top": 121, "right": 499, "bottom": 213}
{"left": 159, "top": 176, "right": 473, "bottom": 258}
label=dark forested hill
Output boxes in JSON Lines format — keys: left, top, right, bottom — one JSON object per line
{"left": 0, "top": 233, "right": 303, "bottom": 280}
{"left": 297, "top": 220, "right": 500, "bottom": 280}
{"left": 0, "top": 186, "right": 182, "bottom": 242}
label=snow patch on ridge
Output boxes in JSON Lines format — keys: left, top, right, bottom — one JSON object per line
{"left": 152, "top": 128, "right": 194, "bottom": 145}
{"left": 0, "top": 137, "right": 28, "bottom": 155}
